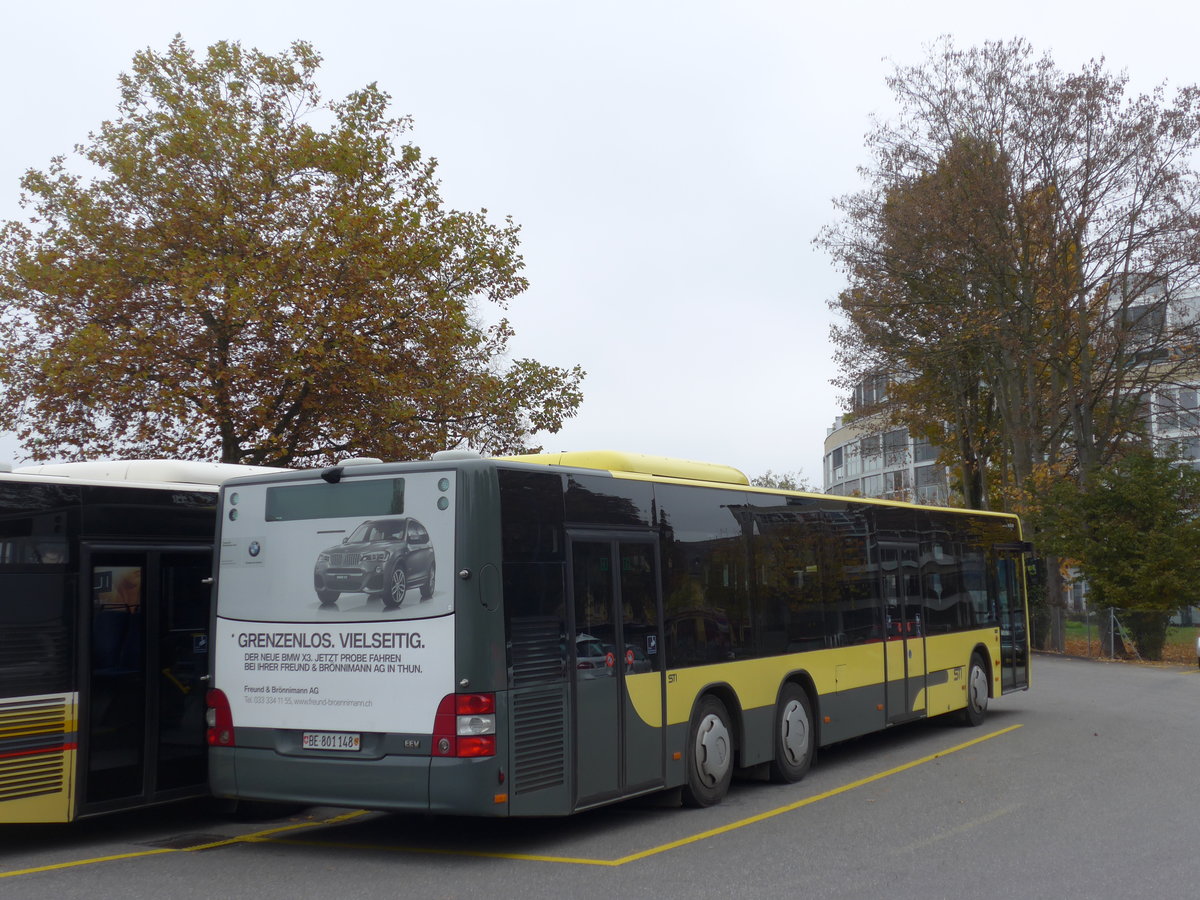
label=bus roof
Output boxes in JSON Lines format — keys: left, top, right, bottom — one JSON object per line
{"left": 10, "top": 459, "right": 284, "bottom": 486}
{"left": 497, "top": 450, "right": 750, "bottom": 486}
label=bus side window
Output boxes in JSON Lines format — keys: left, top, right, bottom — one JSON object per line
{"left": 963, "top": 552, "right": 991, "bottom": 626}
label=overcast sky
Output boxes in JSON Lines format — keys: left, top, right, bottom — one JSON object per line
{"left": 2, "top": 0, "right": 1197, "bottom": 483}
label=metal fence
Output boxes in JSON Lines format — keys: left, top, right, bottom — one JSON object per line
{"left": 1061, "top": 607, "right": 1199, "bottom": 664}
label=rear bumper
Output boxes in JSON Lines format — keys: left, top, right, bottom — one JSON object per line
{"left": 210, "top": 747, "right": 510, "bottom": 816}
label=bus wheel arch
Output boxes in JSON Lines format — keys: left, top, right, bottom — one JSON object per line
{"left": 768, "top": 675, "right": 816, "bottom": 783}
{"left": 681, "top": 690, "right": 738, "bottom": 808}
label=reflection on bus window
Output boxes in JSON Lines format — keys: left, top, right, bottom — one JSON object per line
{"left": 573, "top": 542, "right": 615, "bottom": 680}
{"left": 37, "top": 543, "right": 67, "bottom": 564}
{"left": 93, "top": 566, "right": 144, "bottom": 672}
{"left": 0, "top": 537, "right": 69, "bottom": 565}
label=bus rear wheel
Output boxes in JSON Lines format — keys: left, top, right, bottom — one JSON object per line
{"left": 961, "top": 653, "right": 989, "bottom": 726}
{"left": 768, "top": 683, "right": 813, "bottom": 783}
{"left": 681, "top": 695, "right": 734, "bottom": 808}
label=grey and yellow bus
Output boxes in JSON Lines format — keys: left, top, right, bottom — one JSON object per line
{"left": 208, "top": 451, "right": 1030, "bottom": 815}
{"left": 0, "top": 459, "right": 274, "bottom": 822}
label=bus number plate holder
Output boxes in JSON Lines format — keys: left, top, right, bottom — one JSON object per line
{"left": 302, "top": 731, "right": 361, "bottom": 752}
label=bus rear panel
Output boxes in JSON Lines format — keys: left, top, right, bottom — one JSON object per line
{"left": 210, "top": 464, "right": 517, "bottom": 815}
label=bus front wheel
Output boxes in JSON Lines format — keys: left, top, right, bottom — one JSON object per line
{"left": 768, "top": 683, "right": 813, "bottom": 783}
{"left": 961, "top": 653, "right": 989, "bottom": 726}
{"left": 682, "top": 695, "right": 733, "bottom": 808}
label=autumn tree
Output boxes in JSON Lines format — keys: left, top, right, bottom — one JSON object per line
{"left": 819, "top": 38, "right": 1200, "bottom": 497}
{"left": 828, "top": 134, "right": 1031, "bottom": 509}
{"left": 818, "top": 39, "right": 1200, "bottom": 651}
{"left": 0, "top": 37, "right": 584, "bottom": 466}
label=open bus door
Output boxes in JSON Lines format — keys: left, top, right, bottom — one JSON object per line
{"left": 995, "top": 545, "right": 1031, "bottom": 693}
{"left": 80, "top": 545, "right": 212, "bottom": 814}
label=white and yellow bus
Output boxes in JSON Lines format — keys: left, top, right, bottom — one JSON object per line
{"left": 208, "top": 451, "right": 1030, "bottom": 815}
{"left": 0, "top": 460, "right": 274, "bottom": 822}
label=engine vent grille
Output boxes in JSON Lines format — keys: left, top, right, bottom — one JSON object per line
{"left": 511, "top": 688, "right": 565, "bottom": 795}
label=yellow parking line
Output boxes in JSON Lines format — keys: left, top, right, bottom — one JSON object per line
{"left": 2, "top": 726, "right": 1021, "bottom": 876}
{"left": 0, "top": 847, "right": 178, "bottom": 878}
{"left": 0, "top": 809, "right": 370, "bottom": 879}
{"left": 258, "top": 725, "right": 1023, "bottom": 868}
{"left": 612, "top": 724, "right": 1022, "bottom": 866}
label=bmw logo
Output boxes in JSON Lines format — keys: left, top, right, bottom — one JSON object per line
{"left": 248, "top": 541, "right": 261, "bottom": 558}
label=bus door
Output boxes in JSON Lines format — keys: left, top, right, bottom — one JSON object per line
{"left": 996, "top": 551, "right": 1030, "bottom": 693}
{"left": 568, "top": 535, "right": 665, "bottom": 808}
{"left": 80, "top": 546, "right": 212, "bottom": 813}
{"left": 880, "top": 543, "right": 927, "bottom": 723}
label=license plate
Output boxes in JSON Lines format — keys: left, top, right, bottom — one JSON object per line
{"left": 302, "top": 731, "right": 361, "bottom": 752}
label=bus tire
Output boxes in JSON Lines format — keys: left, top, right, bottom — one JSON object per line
{"left": 961, "top": 653, "right": 989, "bottom": 726}
{"left": 316, "top": 590, "right": 339, "bottom": 606}
{"left": 768, "top": 683, "right": 813, "bottom": 783}
{"left": 383, "top": 563, "right": 407, "bottom": 609}
{"left": 681, "top": 695, "right": 734, "bottom": 808}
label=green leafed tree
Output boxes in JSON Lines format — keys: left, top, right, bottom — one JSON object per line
{"left": 1034, "top": 450, "right": 1200, "bottom": 659}
{"left": 0, "top": 37, "right": 584, "bottom": 466}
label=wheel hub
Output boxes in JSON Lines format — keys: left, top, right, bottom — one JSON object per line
{"left": 695, "top": 714, "right": 731, "bottom": 786}
{"left": 969, "top": 664, "right": 989, "bottom": 713}
{"left": 780, "top": 699, "right": 809, "bottom": 765}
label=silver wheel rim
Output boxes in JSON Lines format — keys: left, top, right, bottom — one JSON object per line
{"left": 780, "top": 699, "right": 810, "bottom": 766}
{"left": 694, "top": 712, "right": 731, "bottom": 787}
{"left": 390, "top": 569, "right": 407, "bottom": 606}
{"left": 968, "top": 664, "right": 988, "bottom": 714}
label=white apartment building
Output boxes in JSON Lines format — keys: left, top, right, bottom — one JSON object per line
{"left": 823, "top": 285, "right": 1200, "bottom": 505}
{"left": 823, "top": 413, "right": 948, "bottom": 505}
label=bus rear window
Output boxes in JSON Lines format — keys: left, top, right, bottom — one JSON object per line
{"left": 265, "top": 479, "right": 405, "bottom": 522}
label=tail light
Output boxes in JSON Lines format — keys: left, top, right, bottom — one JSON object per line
{"left": 206, "top": 688, "right": 235, "bottom": 747}
{"left": 432, "top": 693, "right": 496, "bottom": 758}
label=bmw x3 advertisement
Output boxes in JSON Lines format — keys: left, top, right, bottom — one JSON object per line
{"left": 214, "top": 471, "right": 456, "bottom": 732}
{"left": 313, "top": 516, "right": 437, "bottom": 610}
{"left": 218, "top": 471, "right": 454, "bottom": 623}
